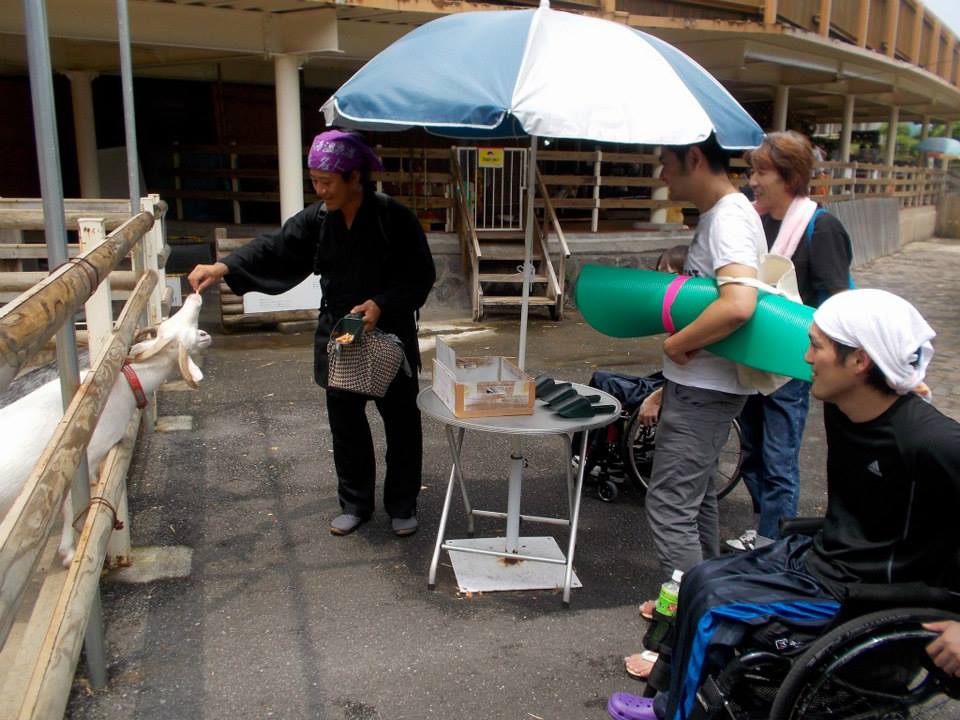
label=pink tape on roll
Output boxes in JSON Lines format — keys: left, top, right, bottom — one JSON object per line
{"left": 661, "top": 275, "right": 691, "bottom": 335}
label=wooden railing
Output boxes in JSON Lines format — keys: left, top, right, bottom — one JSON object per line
{"left": 166, "top": 143, "right": 454, "bottom": 229}
{"left": 0, "top": 199, "right": 166, "bottom": 718}
{"left": 536, "top": 167, "right": 571, "bottom": 319}
{"left": 449, "top": 150, "right": 483, "bottom": 321}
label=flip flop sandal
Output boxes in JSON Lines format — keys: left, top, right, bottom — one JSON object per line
{"left": 639, "top": 599, "right": 656, "bottom": 620}
{"left": 607, "top": 691, "right": 657, "bottom": 720}
{"left": 624, "top": 650, "right": 659, "bottom": 680}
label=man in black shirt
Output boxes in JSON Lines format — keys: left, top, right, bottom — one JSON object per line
{"left": 611, "top": 289, "right": 960, "bottom": 720}
{"left": 189, "top": 131, "right": 435, "bottom": 538}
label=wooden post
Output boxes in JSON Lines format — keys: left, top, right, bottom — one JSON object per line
{"left": 0, "top": 211, "right": 154, "bottom": 393}
{"left": 764, "top": 0, "right": 778, "bottom": 25}
{"left": 818, "top": 0, "right": 832, "bottom": 36}
{"left": 857, "top": 0, "right": 871, "bottom": 48}
{"left": 911, "top": 2, "right": 925, "bottom": 64}
{"left": 591, "top": 150, "right": 602, "bottom": 233}
{"left": 928, "top": 18, "right": 941, "bottom": 73}
{"left": 15, "top": 412, "right": 140, "bottom": 719}
{"left": 885, "top": 0, "right": 900, "bottom": 57}
{"left": 139, "top": 195, "right": 165, "bottom": 328}
{"left": 172, "top": 145, "right": 184, "bottom": 220}
{"left": 944, "top": 33, "right": 956, "bottom": 82}
{"left": 230, "top": 151, "right": 241, "bottom": 225}
{"left": 0, "top": 272, "right": 156, "bottom": 649}
{"left": 78, "top": 218, "right": 111, "bottom": 360}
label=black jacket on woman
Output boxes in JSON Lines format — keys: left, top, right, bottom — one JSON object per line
{"left": 221, "top": 189, "right": 436, "bottom": 386}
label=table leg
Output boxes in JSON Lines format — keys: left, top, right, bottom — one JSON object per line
{"left": 450, "top": 428, "right": 474, "bottom": 536}
{"left": 561, "top": 432, "right": 575, "bottom": 517}
{"left": 429, "top": 426, "right": 466, "bottom": 589}
{"left": 505, "top": 436, "right": 524, "bottom": 555}
{"left": 562, "top": 429, "right": 590, "bottom": 605}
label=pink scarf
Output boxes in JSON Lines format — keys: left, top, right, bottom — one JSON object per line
{"left": 754, "top": 196, "right": 818, "bottom": 259}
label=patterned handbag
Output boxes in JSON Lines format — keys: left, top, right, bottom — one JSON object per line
{"left": 326, "top": 314, "right": 407, "bottom": 398}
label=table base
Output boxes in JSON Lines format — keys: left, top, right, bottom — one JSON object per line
{"left": 446, "top": 536, "right": 583, "bottom": 593}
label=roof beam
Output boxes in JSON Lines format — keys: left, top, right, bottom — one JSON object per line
{"left": 0, "top": 0, "right": 338, "bottom": 55}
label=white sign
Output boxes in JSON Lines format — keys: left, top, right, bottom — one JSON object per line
{"left": 242, "top": 275, "right": 324, "bottom": 314}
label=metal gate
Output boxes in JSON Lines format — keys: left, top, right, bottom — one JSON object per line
{"left": 454, "top": 146, "right": 527, "bottom": 231}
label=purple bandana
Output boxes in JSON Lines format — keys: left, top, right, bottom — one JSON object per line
{"left": 307, "top": 130, "right": 384, "bottom": 173}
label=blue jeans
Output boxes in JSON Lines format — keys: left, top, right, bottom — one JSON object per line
{"left": 737, "top": 379, "right": 811, "bottom": 539}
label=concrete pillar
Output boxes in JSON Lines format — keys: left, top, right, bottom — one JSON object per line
{"left": 66, "top": 71, "right": 101, "bottom": 198}
{"left": 274, "top": 54, "right": 304, "bottom": 223}
{"left": 840, "top": 95, "right": 855, "bottom": 162}
{"left": 921, "top": 115, "right": 931, "bottom": 140}
{"left": 884, "top": 106, "right": 900, "bottom": 166}
{"left": 773, "top": 85, "right": 789, "bottom": 132}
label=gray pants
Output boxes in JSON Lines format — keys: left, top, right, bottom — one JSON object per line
{"left": 646, "top": 381, "right": 747, "bottom": 580}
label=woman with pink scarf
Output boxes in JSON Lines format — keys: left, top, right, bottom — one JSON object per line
{"left": 731, "top": 131, "right": 853, "bottom": 547}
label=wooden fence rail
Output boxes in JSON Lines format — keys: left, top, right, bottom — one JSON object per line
{"left": 163, "top": 144, "right": 948, "bottom": 231}
{"left": 0, "top": 197, "right": 166, "bottom": 718}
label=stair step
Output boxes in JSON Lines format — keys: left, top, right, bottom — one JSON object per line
{"left": 476, "top": 230, "right": 525, "bottom": 241}
{"left": 479, "top": 273, "right": 548, "bottom": 283}
{"left": 482, "top": 295, "right": 555, "bottom": 306}
{"left": 479, "top": 242, "right": 543, "bottom": 260}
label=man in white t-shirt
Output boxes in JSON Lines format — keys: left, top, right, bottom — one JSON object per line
{"left": 640, "top": 134, "right": 766, "bottom": 600}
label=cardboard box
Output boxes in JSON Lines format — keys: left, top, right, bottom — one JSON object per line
{"left": 432, "top": 337, "right": 535, "bottom": 418}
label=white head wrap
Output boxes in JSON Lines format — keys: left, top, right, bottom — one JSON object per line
{"left": 813, "top": 289, "right": 935, "bottom": 394}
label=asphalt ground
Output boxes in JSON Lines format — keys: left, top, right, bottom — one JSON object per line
{"left": 64, "top": 237, "right": 960, "bottom": 719}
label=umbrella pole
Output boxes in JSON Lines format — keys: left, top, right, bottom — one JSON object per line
{"left": 517, "top": 134, "right": 538, "bottom": 371}
{"left": 504, "top": 135, "right": 538, "bottom": 556}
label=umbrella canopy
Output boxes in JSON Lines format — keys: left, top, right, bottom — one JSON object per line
{"left": 916, "top": 136, "right": 960, "bottom": 157}
{"left": 321, "top": 1, "right": 763, "bottom": 149}
{"left": 321, "top": 0, "right": 763, "bottom": 370}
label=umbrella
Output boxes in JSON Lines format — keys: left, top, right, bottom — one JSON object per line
{"left": 915, "top": 136, "right": 960, "bottom": 157}
{"left": 321, "top": 0, "right": 763, "bottom": 368}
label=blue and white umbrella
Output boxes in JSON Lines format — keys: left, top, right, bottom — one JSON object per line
{"left": 916, "top": 136, "right": 960, "bottom": 157}
{"left": 321, "top": 0, "right": 763, "bottom": 366}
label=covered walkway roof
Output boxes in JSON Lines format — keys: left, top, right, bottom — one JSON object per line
{"left": 0, "top": 0, "right": 958, "bottom": 124}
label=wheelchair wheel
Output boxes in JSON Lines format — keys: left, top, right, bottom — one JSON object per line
{"left": 769, "top": 608, "right": 960, "bottom": 720}
{"left": 620, "top": 412, "right": 744, "bottom": 499}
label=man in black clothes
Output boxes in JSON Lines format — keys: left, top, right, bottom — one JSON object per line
{"left": 189, "top": 130, "right": 435, "bottom": 538}
{"left": 610, "top": 288, "right": 960, "bottom": 720}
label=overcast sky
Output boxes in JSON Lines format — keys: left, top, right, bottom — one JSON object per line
{"left": 921, "top": 0, "right": 960, "bottom": 39}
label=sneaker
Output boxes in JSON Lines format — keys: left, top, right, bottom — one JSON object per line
{"left": 571, "top": 454, "right": 602, "bottom": 478}
{"left": 391, "top": 516, "right": 418, "bottom": 537}
{"left": 725, "top": 529, "right": 774, "bottom": 552}
{"left": 330, "top": 514, "right": 365, "bottom": 536}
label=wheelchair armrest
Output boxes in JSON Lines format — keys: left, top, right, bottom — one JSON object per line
{"left": 836, "top": 582, "right": 960, "bottom": 623}
{"left": 779, "top": 516, "right": 824, "bottom": 537}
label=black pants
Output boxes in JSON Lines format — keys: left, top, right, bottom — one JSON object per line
{"left": 325, "top": 368, "right": 422, "bottom": 520}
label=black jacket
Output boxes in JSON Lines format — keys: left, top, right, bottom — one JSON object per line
{"left": 222, "top": 190, "right": 436, "bottom": 386}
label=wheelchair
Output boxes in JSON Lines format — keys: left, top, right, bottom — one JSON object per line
{"left": 579, "top": 371, "right": 744, "bottom": 504}
{"left": 641, "top": 519, "right": 960, "bottom": 720}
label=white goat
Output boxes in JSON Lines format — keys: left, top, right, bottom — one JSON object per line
{"left": 0, "top": 292, "right": 211, "bottom": 566}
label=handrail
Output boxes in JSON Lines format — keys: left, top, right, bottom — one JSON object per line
{"left": 0, "top": 210, "right": 154, "bottom": 392}
{"left": 536, "top": 167, "right": 570, "bottom": 258}
{"left": 0, "top": 270, "right": 156, "bottom": 649}
{"left": 449, "top": 150, "right": 482, "bottom": 261}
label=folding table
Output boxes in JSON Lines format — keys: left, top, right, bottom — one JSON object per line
{"left": 418, "top": 384, "right": 620, "bottom": 605}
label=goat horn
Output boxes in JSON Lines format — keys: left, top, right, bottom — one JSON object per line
{"left": 129, "top": 335, "right": 174, "bottom": 364}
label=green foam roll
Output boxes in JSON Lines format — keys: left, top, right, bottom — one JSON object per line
{"left": 575, "top": 264, "right": 814, "bottom": 381}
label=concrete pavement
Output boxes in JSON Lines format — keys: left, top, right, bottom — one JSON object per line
{"left": 65, "top": 237, "right": 960, "bottom": 719}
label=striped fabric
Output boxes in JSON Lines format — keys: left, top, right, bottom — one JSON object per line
{"left": 321, "top": 0, "right": 763, "bottom": 149}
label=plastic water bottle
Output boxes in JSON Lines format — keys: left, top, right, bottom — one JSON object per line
{"left": 655, "top": 569, "right": 684, "bottom": 618}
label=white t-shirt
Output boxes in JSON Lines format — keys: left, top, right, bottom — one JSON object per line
{"left": 662, "top": 191, "right": 766, "bottom": 395}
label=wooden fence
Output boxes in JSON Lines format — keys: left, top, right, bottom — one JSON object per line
{"left": 0, "top": 198, "right": 167, "bottom": 718}
{"left": 162, "top": 144, "right": 948, "bottom": 232}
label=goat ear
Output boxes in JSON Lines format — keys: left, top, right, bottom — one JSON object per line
{"left": 129, "top": 336, "right": 175, "bottom": 364}
{"left": 134, "top": 326, "right": 158, "bottom": 343}
{"left": 178, "top": 343, "right": 203, "bottom": 389}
